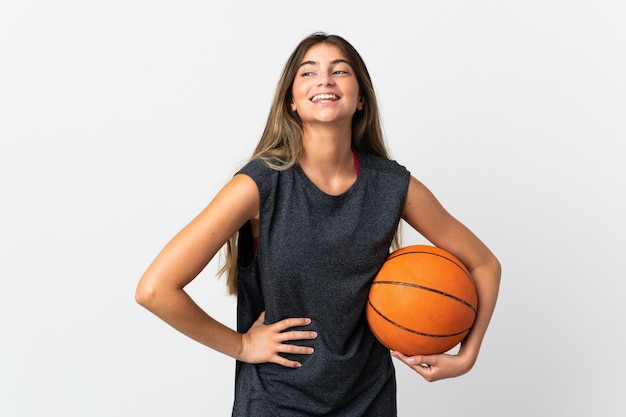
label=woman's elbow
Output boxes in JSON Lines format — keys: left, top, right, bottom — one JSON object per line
{"left": 492, "top": 254, "right": 502, "bottom": 278}
{"left": 487, "top": 254, "right": 502, "bottom": 288}
{"left": 135, "top": 276, "right": 159, "bottom": 310}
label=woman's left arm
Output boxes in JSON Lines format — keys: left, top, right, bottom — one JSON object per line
{"left": 392, "top": 176, "right": 502, "bottom": 382}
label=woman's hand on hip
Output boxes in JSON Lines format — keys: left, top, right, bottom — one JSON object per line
{"left": 239, "top": 311, "right": 317, "bottom": 368}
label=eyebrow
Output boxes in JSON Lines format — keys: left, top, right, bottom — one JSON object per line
{"left": 298, "top": 59, "right": 351, "bottom": 68}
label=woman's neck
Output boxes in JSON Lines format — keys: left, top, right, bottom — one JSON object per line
{"left": 299, "top": 126, "right": 357, "bottom": 195}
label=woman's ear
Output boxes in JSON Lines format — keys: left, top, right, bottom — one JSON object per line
{"left": 357, "top": 96, "right": 364, "bottom": 111}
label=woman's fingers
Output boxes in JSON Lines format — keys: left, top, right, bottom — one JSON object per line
{"left": 270, "top": 338, "right": 315, "bottom": 368}
{"left": 391, "top": 350, "right": 470, "bottom": 382}
{"left": 240, "top": 312, "right": 317, "bottom": 367}
{"left": 273, "top": 356, "right": 305, "bottom": 368}
{"left": 278, "top": 329, "right": 318, "bottom": 342}
{"left": 271, "top": 317, "right": 317, "bottom": 353}
{"left": 278, "top": 341, "right": 315, "bottom": 354}
{"left": 272, "top": 316, "right": 312, "bottom": 331}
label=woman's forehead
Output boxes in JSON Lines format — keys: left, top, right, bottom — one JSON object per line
{"left": 300, "top": 43, "right": 348, "bottom": 64}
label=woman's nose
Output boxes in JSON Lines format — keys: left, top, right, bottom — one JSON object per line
{"left": 317, "top": 73, "right": 335, "bottom": 86}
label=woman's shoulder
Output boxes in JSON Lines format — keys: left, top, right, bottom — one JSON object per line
{"left": 238, "top": 157, "right": 281, "bottom": 178}
{"left": 359, "top": 151, "right": 410, "bottom": 177}
{"left": 236, "top": 157, "right": 286, "bottom": 197}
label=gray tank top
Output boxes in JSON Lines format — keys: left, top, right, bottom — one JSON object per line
{"left": 232, "top": 151, "right": 410, "bottom": 416}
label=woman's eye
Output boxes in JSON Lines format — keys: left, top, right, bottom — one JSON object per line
{"left": 301, "top": 71, "right": 314, "bottom": 77}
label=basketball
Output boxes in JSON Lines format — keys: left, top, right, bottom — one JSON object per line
{"left": 366, "top": 245, "right": 478, "bottom": 356}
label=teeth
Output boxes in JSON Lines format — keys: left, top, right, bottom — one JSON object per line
{"left": 311, "top": 94, "right": 338, "bottom": 102}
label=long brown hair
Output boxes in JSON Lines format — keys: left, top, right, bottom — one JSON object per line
{"left": 219, "top": 32, "right": 400, "bottom": 295}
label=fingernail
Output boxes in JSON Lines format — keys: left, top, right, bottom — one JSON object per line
{"left": 311, "top": 331, "right": 318, "bottom": 338}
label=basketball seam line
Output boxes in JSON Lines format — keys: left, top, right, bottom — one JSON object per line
{"left": 387, "top": 250, "right": 474, "bottom": 285}
{"left": 367, "top": 299, "right": 473, "bottom": 338}
{"left": 371, "top": 280, "right": 477, "bottom": 312}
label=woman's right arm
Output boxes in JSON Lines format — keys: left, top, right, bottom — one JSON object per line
{"left": 135, "top": 173, "right": 316, "bottom": 368}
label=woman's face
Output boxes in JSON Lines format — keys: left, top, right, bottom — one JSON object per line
{"left": 290, "top": 43, "right": 363, "bottom": 127}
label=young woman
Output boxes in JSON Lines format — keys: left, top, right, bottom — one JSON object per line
{"left": 136, "top": 32, "right": 501, "bottom": 416}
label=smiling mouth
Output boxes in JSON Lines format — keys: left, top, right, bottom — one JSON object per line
{"left": 311, "top": 93, "right": 339, "bottom": 103}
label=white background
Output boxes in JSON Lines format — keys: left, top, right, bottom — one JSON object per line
{"left": 1, "top": 1, "right": 625, "bottom": 416}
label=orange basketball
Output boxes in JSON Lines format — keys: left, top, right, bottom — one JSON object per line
{"left": 366, "top": 245, "right": 478, "bottom": 355}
